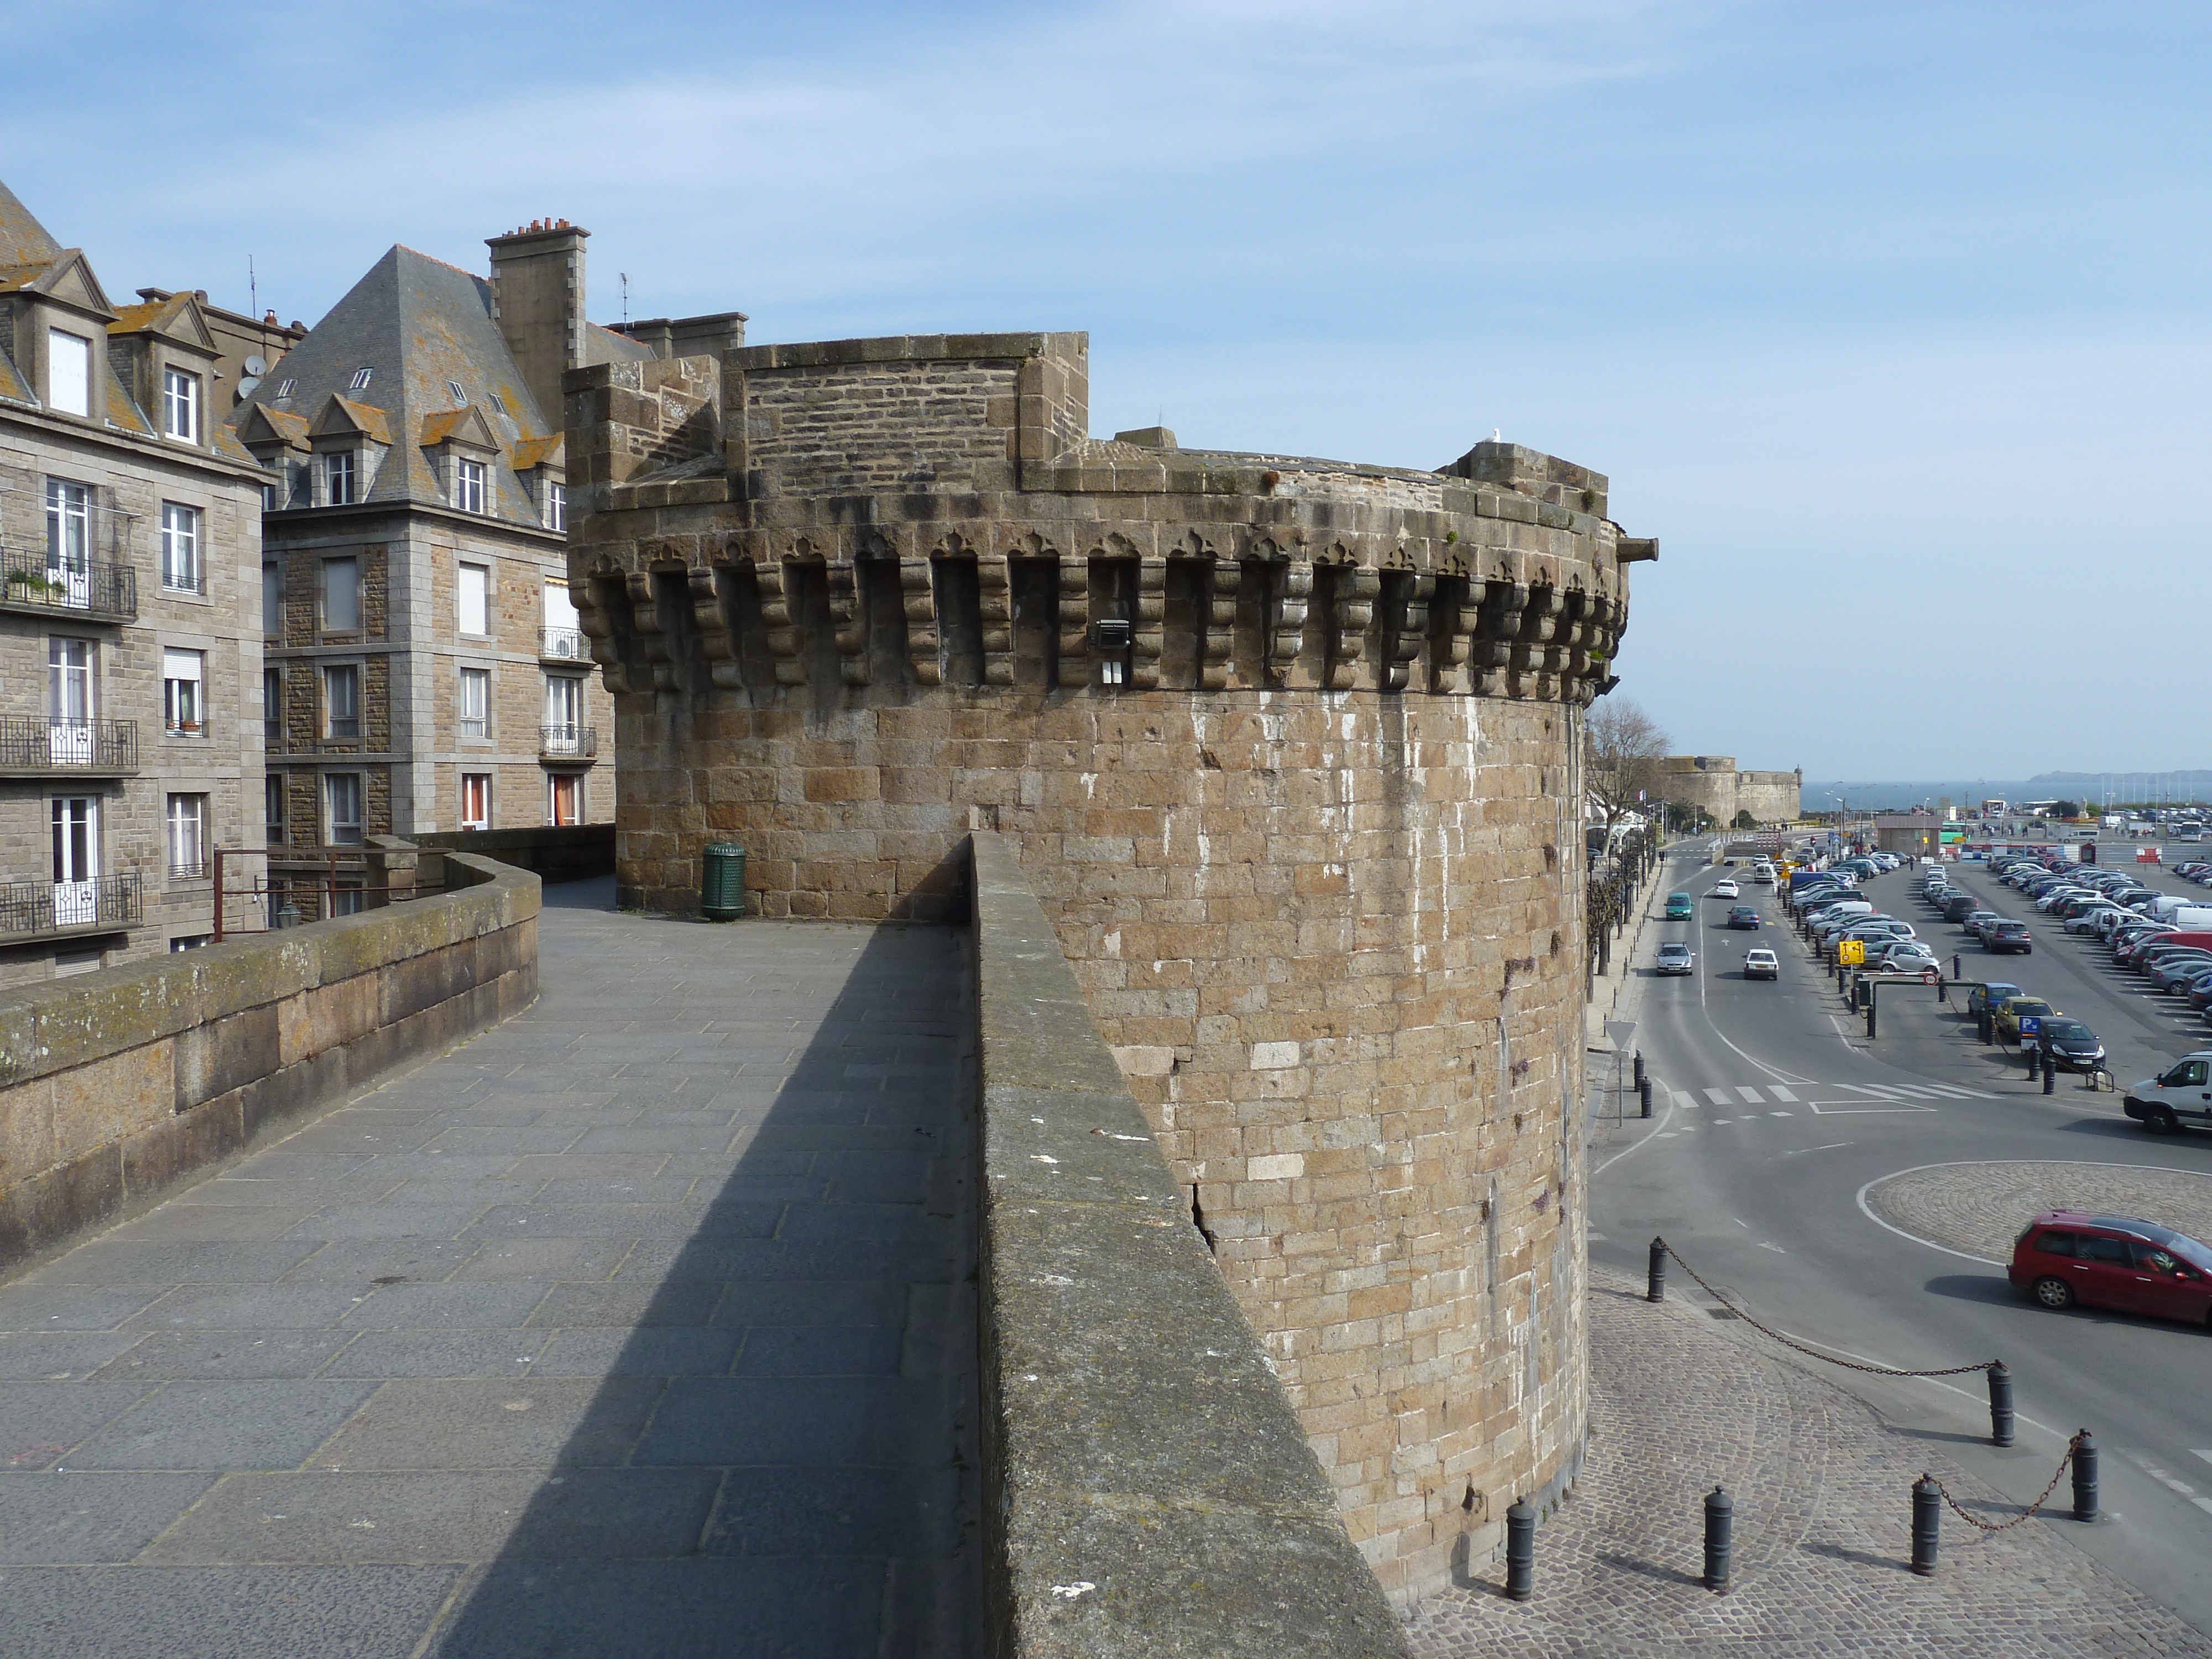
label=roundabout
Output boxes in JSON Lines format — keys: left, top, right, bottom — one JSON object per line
{"left": 1861, "top": 1160, "right": 2212, "bottom": 1264}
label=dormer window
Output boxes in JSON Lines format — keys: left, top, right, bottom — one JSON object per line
{"left": 48, "top": 330, "right": 91, "bottom": 416}
{"left": 325, "top": 451, "right": 356, "bottom": 505}
{"left": 446, "top": 380, "right": 466, "bottom": 404}
{"left": 454, "top": 457, "right": 487, "bottom": 515}
{"left": 545, "top": 481, "right": 566, "bottom": 533}
{"left": 275, "top": 378, "right": 295, "bottom": 400}
{"left": 162, "top": 368, "right": 200, "bottom": 442}
{"left": 348, "top": 367, "right": 373, "bottom": 391}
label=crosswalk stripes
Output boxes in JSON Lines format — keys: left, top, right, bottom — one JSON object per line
{"left": 1642, "top": 1078, "right": 1986, "bottom": 1116}
{"left": 1672, "top": 1090, "right": 1697, "bottom": 1111}
{"left": 1704, "top": 1088, "right": 1732, "bottom": 1105}
{"left": 1767, "top": 1084, "right": 1798, "bottom": 1102}
{"left": 1735, "top": 1086, "right": 1764, "bottom": 1104}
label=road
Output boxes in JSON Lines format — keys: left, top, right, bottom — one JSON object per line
{"left": 1590, "top": 849, "right": 2212, "bottom": 1637}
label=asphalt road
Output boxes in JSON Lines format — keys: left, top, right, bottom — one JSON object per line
{"left": 1589, "top": 850, "right": 2212, "bottom": 1638}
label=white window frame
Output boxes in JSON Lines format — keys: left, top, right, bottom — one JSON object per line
{"left": 548, "top": 771, "right": 582, "bottom": 827}
{"left": 160, "top": 502, "right": 201, "bottom": 592}
{"left": 326, "top": 773, "right": 364, "bottom": 846}
{"left": 161, "top": 367, "right": 200, "bottom": 442}
{"left": 48, "top": 330, "right": 90, "bottom": 416}
{"left": 459, "top": 666, "right": 490, "bottom": 740}
{"left": 323, "top": 662, "right": 360, "bottom": 740}
{"left": 46, "top": 479, "right": 90, "bottom": 576}
{"left": 163, "top": 648, "right": 205, "bottom": 735}
{"left": 542, "top": 672, "right": 582, "bottom": 749}
{"left": 166, "top": 793, "right": 207, "bottom": 879}
{"left": 324, "top": 449, "right": 356, "bottom": 505}
{"left": 457, "top": 561, "right": 490, "bottom": 637}
{"left": 453, "top": 456, "right": 487, "bottom": 515}
{"left": 322, "top": 556, "right": 361, "bottom": 633}
{"left": 460, "top": 771, "right": 492, "bottom": 831}
{"left": 545, "top": 481, "right": 566, "bottom": 533}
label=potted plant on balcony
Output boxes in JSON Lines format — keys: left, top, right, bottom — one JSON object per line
{"left": 5, "top": 569, "right": 65, "bottom": 602}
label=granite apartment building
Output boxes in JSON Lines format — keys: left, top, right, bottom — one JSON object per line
{"left": 233, "top": 222, "right": 671, "bottom": 862}
{"left": 0, "top": 179, "right": 268, "bottom": 985}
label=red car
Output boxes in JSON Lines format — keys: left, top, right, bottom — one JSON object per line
{"left": 2009, "top": 1211, "right": 2212, "bottom": 1327}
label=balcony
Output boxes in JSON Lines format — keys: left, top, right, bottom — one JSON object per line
{"left": 539, "top": 626, "right": 592, "bottom": 663}
{"left": 539, "top": 724, "right": 597, "bottom": 761}
{"left": 0, "top": 548, "right": 137, "bottom": 624}
{"left": 0, "top": 871, "right": 142, "bottom": 942}
{"left": 0, "top": 716, "right": 139, "bottom": 778}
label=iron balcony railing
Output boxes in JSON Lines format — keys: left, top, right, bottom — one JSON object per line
{"left": 0, "top": 547, "right": 137, "bottom": 620}
{"left": 539, "top": 724, "right": 596, "bottom": 759}
{"left": 539, "top": 626, "right": 591, "bottom": 661}
{"left": 0, "top": 871, "right": 143, "bottom": 940}
{"left": 0, "top": 716, "right": 138, "bottom": 774}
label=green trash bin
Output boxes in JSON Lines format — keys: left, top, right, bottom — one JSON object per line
{"left": 700, "top": 843, "right": 747, "bottom": 921}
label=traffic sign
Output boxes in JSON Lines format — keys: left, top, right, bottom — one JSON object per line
{"left": 1921, "top": 967, "right": 1940, "bottom": 984}
{"left": 1838, "top": 940, "right": 1865, "bottom": 965}
{"left": 2018, "top": 1015, "right": 2043, "bottom": 1037}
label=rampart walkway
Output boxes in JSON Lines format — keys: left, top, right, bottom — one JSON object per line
{"left": 0, "top": 879, "right": 980, "bottom": 1658}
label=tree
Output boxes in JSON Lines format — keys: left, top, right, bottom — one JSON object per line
{"left": 1584, "top": 698, "right": 1671, "bottom": 852}
{"left": 1733, "top": 808, "right": 1757, "bottom": 830}
{"left": 2052, "top": 800, "right": 2081, "bottom": 820}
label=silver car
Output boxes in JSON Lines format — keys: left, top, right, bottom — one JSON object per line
{"left": 1656, "top": 942, "right": 1695, "bottom": 976}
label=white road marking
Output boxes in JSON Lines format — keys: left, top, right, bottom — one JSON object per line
{"left": 2124, "top": 1452, "right": 2201, "bottom": 1498}
{"left": 1733, "top": 1217, "right": 1750, "bottom": 1229}
{"left": 1885, "top": 1085, "right": 1945, "bottom": 1099}
{"left": 1783, "top": 1142, "right": 1854, "bottom": 1156}
{"left": 1768, "top": 1109, "right": 1794, "bottom": 1116}
{"left": 1711, "top": 1118, "right": 1733, "bottom": 1125}
{"left": 2193, "top": 1451, "right": 2212, "bottom": 1468}
{"left": 1736, "top": 1086, "right": 1765, "bottom": 1104}
{"left": 1704, "top": 1088, "right": 1732, "bottom": 1105}
{"left": 1673, "top": 1091, "right": 1698, "bottom": 1110}
{"left": 1811, "top": 1099, "right": 1936, "bottom": 1114}
{"left": 1767, "top": 1084, "right": 1798, "bottom": 1102}
{"left": 1758, "top": 1241, "right": 1787, "bottom": 1253}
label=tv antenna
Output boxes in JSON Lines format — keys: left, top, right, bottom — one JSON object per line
{"left": 620, "top": 273, "right": 629, "bottom": 325}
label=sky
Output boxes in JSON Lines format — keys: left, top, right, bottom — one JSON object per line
{"left": 4, "top": 0, "right": 2206, "bottom": 778}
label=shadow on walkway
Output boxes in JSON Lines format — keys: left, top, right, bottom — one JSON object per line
{"left": 423, "top": 919, "right": 982, "bottom": 1658}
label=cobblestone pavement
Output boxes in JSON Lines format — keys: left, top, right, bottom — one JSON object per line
{"left": 1866, "top": 1161, "right": 2212, "bottom": 1261}
{"left": 1410, "top": 1262, "right": 2212, "bottom": 1658}
{"left": 0, "top": 879, "right": 980, "bottom": 1659}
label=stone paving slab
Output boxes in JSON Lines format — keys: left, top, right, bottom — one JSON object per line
{"left": 1410, "top": 1262, "right": 2212, "bottom": 1657}
{"left": 0, "top": 879, "right": 980, "bottom": 1658}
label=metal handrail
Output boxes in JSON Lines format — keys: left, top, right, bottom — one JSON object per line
{"left": 0, "top": 547, "right": 137, "bottom": 619}
{"left": 539, "top": 626, "right": 591, "bottom": 661}
{"left": 0, "top": 715, "right": 138, "bottom": 773}
{"left": 539, "top": 724, "right": 596, "bottom": 758}
{"left": 0, "top": 871, "right": 143, "bottom": 939}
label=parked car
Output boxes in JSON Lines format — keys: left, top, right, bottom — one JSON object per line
{"left": 1964, "top": 911, "right": 2001, "bottom": 940}
{"left": 1712, "top": 879, "right": 1740, "bottom": 899}
{"left": 2030, "top": 1017, "right": 2106, "bottom": 1071}
{"left": 1743, "top": 947, "right": 1779, "bottom": 980}
{"left": 1666, "top": 893, "right": 1694, "bottom": 920}
{"left": 1994, "top": 995, "right": 2058, "bottom": 1042}
{"left": 1656, "top": 941, "right": 1695, "bottom": 976}
{"left": 2122, "top": 1053, "right": 2212, "bottom": 1134}
{"left": 1876, "top": 942, "right": 1939, "bottom": 972}
{"left": 1985, "top": 920, "right": 2034, "bottom": 954}
{"left": 1968, "top": 980, "right": 2025, "bottom": 1015}
{"left": 2010, "top": 1212, "right": 2212, "bottom": 1324}
{"left": 1939, "top": 893, "right": 1980, "bottom": 922}
{"left": 1726, "top": 904, "right": 1762, "bottom": 930}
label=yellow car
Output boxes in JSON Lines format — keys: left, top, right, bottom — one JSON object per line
{"left": 1993, "top": 995, "right": 2059, "bottom": 1044}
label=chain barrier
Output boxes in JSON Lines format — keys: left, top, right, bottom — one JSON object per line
{"left": 1923, "top": 1436, "right": 2084, "bottom": 1535}
{"left": 1657, "top": 1239, "right": 1996, "bottom": 1378}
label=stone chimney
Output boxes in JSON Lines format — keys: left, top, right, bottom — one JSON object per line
{"left": 486, "top": 218, "right": 589, "bottom": 428}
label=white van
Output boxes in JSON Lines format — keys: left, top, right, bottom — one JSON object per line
{"left": 2123, "top": 1052, "right": 2212, "bottom": 1134}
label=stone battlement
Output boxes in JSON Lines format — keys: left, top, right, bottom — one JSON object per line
{"left": 562, "top": 325, "right": 1652, "bottom": 1608}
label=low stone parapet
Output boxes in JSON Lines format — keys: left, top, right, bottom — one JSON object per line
{"left": 969, "top": 830, "right": 1409, "bottom": 1657}
{"left": 0, "top": 851, "right": 538, "bottom": 1269}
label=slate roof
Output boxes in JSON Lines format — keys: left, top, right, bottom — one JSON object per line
{"left": 230, "top": 244, "right": 560, "bottom": 523}
{"left": 0, "top": 178, "right": 61, "bottom": 271}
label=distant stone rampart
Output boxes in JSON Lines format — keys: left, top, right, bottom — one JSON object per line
{"left": 563, "top": 330, "right": 1652, "bottom": 1604}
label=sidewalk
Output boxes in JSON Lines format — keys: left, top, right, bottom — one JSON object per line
{"left": 1409, "top": 1261, "right": 2212, "bottom": 1657}
{"left": 0, "top": 879, "right": 980, "bottom": 1659}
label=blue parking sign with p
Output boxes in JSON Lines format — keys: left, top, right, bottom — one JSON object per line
{"left": 2018, "top": 1016, "right": 2042, "bottom": 1037}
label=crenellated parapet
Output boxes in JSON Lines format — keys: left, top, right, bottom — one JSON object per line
{"left": 564, "top": 335, "right": 1650, "bottom": 713}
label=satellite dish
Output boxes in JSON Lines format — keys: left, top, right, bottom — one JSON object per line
{"left": 243, "top": 354, "right": 268, "bottom": 377}
{"left": 238, "top": 377, "right": 261, "bottom": 400}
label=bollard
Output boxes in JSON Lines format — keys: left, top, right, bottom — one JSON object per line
{"left": 2043, "top": 1053, "right": 2056, "bottom": 1093}
{"left": 1937, "top": 977, "right": 1948, "bottom": 1005}
{"left": 1987, "top": 1362, "right": 2014, "bottom": 1447}
{"left": 1703, "top": 1484, "right": 1733, "bottom": 1592}
{"left": 1866, "top": 997, "right": 1877, "bottom": 1040}
{"left": 1504, "top": 1498, "right": 1535, "bottom": 1600}
{"left": 1979, "top": 1010, "right": 1994, "bottom": 1045}
{"left": 1911, "top": 1475, "right": 1941, "bottom": 1575}
{"left": 1639, "top": 1077, "right": 1653, "bottom": 1118}
{"left": 1634, "top": 1051, "right": 1646, "bottom": 1089}
{"left": 1647, "top": 1238, "right": 1666, "bottom": 1303}
{"left": 2073, "top": 1431, "right": 2099, "bottom": 1522}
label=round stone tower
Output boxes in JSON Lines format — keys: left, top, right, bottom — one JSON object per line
{"left": 565, "top": 332, "right": 1653, "bottom": 1604}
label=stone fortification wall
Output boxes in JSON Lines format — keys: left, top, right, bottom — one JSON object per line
{"left": 969, "top": 830, "right": 1410, "bottom": 1657}
{"left": 564, "top": 332, "right": 1652, "bottom": 1604}
{"left": 1659, "top": 756, "right": 1799, "bottom": 826}
{"left": 0, "top": 852, "right": 538, "bottom": 1267}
